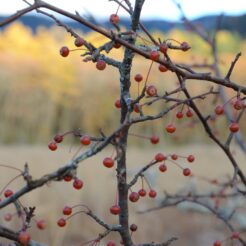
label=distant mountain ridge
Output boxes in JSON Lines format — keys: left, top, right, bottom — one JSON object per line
{"left": 0, "top": 14, "right": 246, "bottom": 37}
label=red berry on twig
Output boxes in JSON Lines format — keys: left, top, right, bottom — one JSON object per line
{"left": 60, "top": 46, "right": 69, "bottom": 57}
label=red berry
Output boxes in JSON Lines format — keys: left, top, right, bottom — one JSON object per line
{"left": 103, "top": 157, "right": 114, "bottom": 168}
{"left": 187, "top": 155, "right": 195, "bottom": 163}
{"left": 186, "top": 110, "right": 193, "bottom": 117}
{"left": 180, "top": 42, "right": 190, "bottom": 51}
{"left": 171, "top": 154, "right": 178, "bottom": 160}
{"left": 107, "top": 240, "right": 116, "bottom": 246}
{"left": 176, "top": 111, "right": 183, "bottom": 119}
{"left": 165, "top": 124, "right": 176, "bottom": 133}
{"left": 229, "top": 122, "right": 239, "bottom": 133}
{"left": 129, "top": 192, "right": 140, "bottom": 202}
{"left": 183, "top": 168, "right": 191, "bottom": 176}
{"left": 60, "top": 46, "right": 69, "bottom": 57}
{"left": 148, "top": 189, "right": 157, "bottom": 198}
{"left": 63, "top": 206, "right": 72, "bottom": 215}
{"left": 231, "top": 231, "right": 240, "bottom": 239}
{"left": 96, "top": 60, "right": 106, "bottom": 70}
{"left": 134, "top": 74, "right": 143, "bottom": 82}
{"left": 74, "top": 37, "right": 85, "bottom": 47}
{"left": 234, "top": 99, "right": 244, "bottom": 110}
{"left": 63, "top": 175, "right": 73, "bottom": 182}
{"left": 109, "top": 14, "right": 120, "bottom": 24}
{"left": 110, "top": 205, "right": 120, "bottom": 215}
{"left": 73, "top": 179, "right": 83, "bottom": 190}
{"left": 214, "top": 105, "right": 224, "bottom": 115}
{"left": 150, "top": 50, "right": 160, "bottom": 61}
{"left": 18, "top": 231, "right": 31, "bottom": 245}
{"left": 159, "top": 164, "right": 167, "bottom": 172}
{"left": 113, "top": 42, "right": 121, "bottom": 49}
{"left": 150, "top": 135, "right": 159, "bottom": 144}
{"left": 159, "top": 43, "right": 168, "bottom": 54}
{"left": 138, "top": 189, "right": 146, "bottom": 197}
{"left": 213, "top": 241, "right": 221, "bottom": 246}
{"left": 36, "top": 220, "right": 46, "bottom": 230}
{"left": 115, "top": 99, "right": 121, "bottom": 108}
{"left": 48, "top": 142, "right": 57, "bottom": 151}
{"left": 57, "top": 218, "right": 66, "bottom": 227}
{"left": 80, "top": 135, "right": 91, "bottom": 145}
{"left": 4, "top": 189, "right": 13, "bottom": 198}
{"left": 158, "top": 64, "right": 168, "bottom": 72}
{"left": 146, "top": 85, "right": 157, "bottom": 97}
{"left": 4, "top": 213, "right": 12, "bottom": 221}
{"left": 155, "top": 153, "right": 166, "bottom": 162}
{"left": 54, "top": 134, "right": 63, "bottom": 143}
{"left": 133, "top": 104, "right": 140, "bottom": 113}
{"left": 130, "top": 224, "right": 138, "bottom": 232}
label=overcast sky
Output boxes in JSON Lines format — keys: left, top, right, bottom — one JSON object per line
{"left": 1, "top": 0, "right": 246, "bottom": 20}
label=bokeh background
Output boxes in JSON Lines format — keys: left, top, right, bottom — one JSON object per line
{"left": 0, "top": 0, "right": 246, "bottom": 245}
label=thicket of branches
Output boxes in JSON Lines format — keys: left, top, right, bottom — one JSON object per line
{"left": 0, "top": 1, "right": 245, "bottom": 246}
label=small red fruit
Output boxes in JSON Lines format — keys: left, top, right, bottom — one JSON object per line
{"left": 57, "top": 218, "right": 66, "bottom": 227}
{"left": 150, "top": 135, "right": 159, "bottom": 144}
{"left": 183, "top": 168, "right": 191, "bottom": 176}
{"left": 4, "top": 213, "right": 12, "bottom": 221}
{"left": 4, "top": 189, "right": 13, "bottom": 198}
{"left": 134, "top": 74, "right": 143, "bottom": 82}
{"left": 231, "top": 231, "right": 240, "bottom": 239}
{"left": 109, "top": 14, "right": 120, "bottom": 24}
{"left": 158, "top": 64, "right": 168, "bottom": 72}
{"left": 155, "top": 153, "right": 166, "bottom": 162}
{"left": 48, "top": 142, "right": 57, "bottom": 151}
{"left": 63, "top": 206, "right": 72, "bottom": 215}
{"left": 150, "top": 50, "right": 160, "bottom": 61}
{"left": 103, "top": 157, "right": 114, "bottom": 168}
{"left": 146, "top": 85, "right": 157, "bottom": 97}
{"left": 73, "top": 179, "right": 84, "bottom": 190}
{"left": 180, "top": 42, "right": 190, "bottom": 51}
{"left": 171, "top": 154, "right": 178, "bottom": 160}
{"left": 60, "top": 46, "right": 69, "bottom": 57}
{"left": 74, "top": 37, "right": 85, "bottom": 47}
{"left": 80, "top": 135, "right": 91, "bottom": 145}
{"left": 165, "top": 124, "right": 176, "bottom": 133}
{"left": 113, "top": 42, "right": 121, "bottom": 49}
{"left": 115, "top": 99, "right": 121, "bottom": 108}
{"left": 133, "top": 104, "right": 140, "bottom": 113}
{"left": 138, "top": 189, "right": 146, "bottom": 197}
{"left": 176, "top": 111, "right": 183, "bottom": 119}
{"left": 186, "top": 110, "right": 193, "bottom": 117}
{"left": 214, "top": 105, "right": 224, "bottom": 115}
{"left": 36, "top": 220, "right": 46, "bottom": 230}
{"left": 54, "top": 134, "right": 63, "bottom": 143}
{"left": 63, "top": 175, "right": 73, "bottom": 182}
{"left": 130, "top": 224, "right": 138, "bottom": 232}
{"left": 234, "top": 99, "right": 244, "bottom": 110}
{"left": 96, "top": 60, "right": 106, "bottom": 70}
{"left": 213, "top": 241, "right": 221, "bottom": 246}
{"left": 229, "top": 122, "right": 239, "bottom": 133}
{"left": 187, "top": 155, "right": 195, "bottom": 163}
{"left": 110, "top": 205, "right": 120, "bottom": 215}
{"left": 148, "top": 189, "right": 157, "bottom": 198}
{"left": 159, "top": 164, "right": 167, "bottom": 172}
{"left": 159, "top": 43, "right": 168, "bottom": 54}
{"left": 18, "top": 231, "right": 31, "bottom": 245}
{"left": 129, "top": 192, "right": 140, "bottom": 202}
{"left": 107, "top": 240, "right": 116, "bottom": 246}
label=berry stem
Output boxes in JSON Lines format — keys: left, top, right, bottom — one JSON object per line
{"left": 0, "top": 174, "right": 22, "bottom": 197}
{"left": 144, "top": 61, "right": 154, "bottom": 87}
{"left": 0, "top": 164, "right": 22, "bottom": 173}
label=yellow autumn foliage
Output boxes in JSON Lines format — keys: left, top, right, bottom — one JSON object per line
{"left": 0, "top": 22, "right": 245, "bottom": 143}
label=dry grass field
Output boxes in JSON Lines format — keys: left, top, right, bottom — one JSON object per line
{"left": 0, "top": 144, "right": 245, "bottom": 246}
